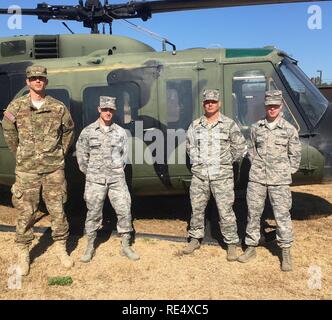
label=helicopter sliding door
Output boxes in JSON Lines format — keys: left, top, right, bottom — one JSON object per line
{"left": 0, "top": 72, "right": 22, "bottom": 186}
{"left": 156, "top": 63, "right": 199, "bottom": 192}
{"left": 224, "top": 62, "right": 314, "bottom": 187}
{"left": 104, "top": 63, "right": 179, "bottom": 195}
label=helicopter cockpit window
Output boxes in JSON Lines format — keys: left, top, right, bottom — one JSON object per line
{"left": 279, "top": 61, "right": 329, "bottom": 128}
{"left": 83, "top": 82, "right": 139, "bottom": 127}
{"left": 166, "top": 80, "right": 192, "bottom": 129}
{"left": 1, "top": 41, "right": 26, "bottom": 57}
{"left": 232, "top": 70, "right": 297, "bottom": 128}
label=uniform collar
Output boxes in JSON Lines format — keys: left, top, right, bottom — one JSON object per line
{"left": 259, "top": 116, "right": 285, "bottom": 129}
{"left": 199, "top": 112, "right": 223, "bottom": 127}
{"left": 28, "top": 94, "right": 53, "bottom": 112}
{"left": 265, "top": 116, "right": 285, "bottom": 129}
{"left": 93, "top": 119, "right": 115, "bottom": 132}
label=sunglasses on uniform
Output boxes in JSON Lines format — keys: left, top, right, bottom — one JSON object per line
{"left": 28, "top": 76, "right": 47, "bottom": 81}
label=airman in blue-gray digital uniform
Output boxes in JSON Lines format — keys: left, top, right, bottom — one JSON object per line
{"left": 76, "top": 96, "right": 139, "bottom": 262}
{"left": 183, "top": 89, "right": 247, "bottom": 261}
{"left": 237, "top": 90, "right": 301, "bottom": 272}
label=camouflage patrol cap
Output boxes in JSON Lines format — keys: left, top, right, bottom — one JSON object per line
{"left": 265, "top": 90, "right": 283, "bottom": 106}
{"left": 99, "top": 96, "right": 116, "bottom": 110}
{"left": 203, "top": 89, "right": 220, "bottom": 102}
{"left": 26, "top": 65, "right": 47, "bottom": 79}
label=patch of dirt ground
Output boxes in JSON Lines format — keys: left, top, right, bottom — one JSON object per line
{"left": 0, "top": 183, "right": 331, "bottom": 300}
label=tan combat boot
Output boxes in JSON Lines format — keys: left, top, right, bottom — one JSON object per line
{"left": 281, "top": 248, "right": 292, "bottom": 272}
{"left": 55, "top": 240, "right": 74, "bottom": 268}
{"left": 182, "top": 238, "right": 200, "bottom": 254}
{"left": 80, "top": 235, "right": 96, "bottom": 263}
{"left": 226, "top": 244, "right": 238, "bottom": 262}
{"left": 17, "top": 243, "right": 30, "bottom": 276}
{"left": 120, "top": 233, "right": 140, "bottom": 261}
{"left": 237, "top": 246, "right": 257, "bottom": 263}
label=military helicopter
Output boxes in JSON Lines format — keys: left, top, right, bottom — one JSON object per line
{"left": 0, "top": 0, "right": 331, "bottom": 196}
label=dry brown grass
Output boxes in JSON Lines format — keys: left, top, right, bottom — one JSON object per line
{"left": 0, "top": 183, "right": 331, "bottom": 300}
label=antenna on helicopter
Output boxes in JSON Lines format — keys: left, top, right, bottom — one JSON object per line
{"left": 120, "top": 19, "right": 176, "bottom": 54}
{"left": 62, "top": 22, "right": 75, "bottom": 34}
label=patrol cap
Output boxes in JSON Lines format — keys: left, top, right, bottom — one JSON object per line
{"left": 265, "top": 90, "right": 283, "bottom": 106}
{"left": 26, "top": 65, "right": 47, "bottom": 79}
{"left": 203, "top": 89, "right": 220, "bottom": 102}
{"left": 99, "top": 96, "right": 116, "bottom": 110}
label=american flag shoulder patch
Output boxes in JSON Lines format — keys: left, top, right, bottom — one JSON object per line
{"left": 4, "top": 111, "right": 16, "bottom": 123}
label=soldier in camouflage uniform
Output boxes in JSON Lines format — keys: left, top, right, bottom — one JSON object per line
{"left": 2, "top": 65, "right": 75, "bottom": 276}
{"left": 76, "top": 96, "right": 139, "bottom": 262}
{"left": 183, "top": 89, "right": 247, "bottom": 261}
{"left": 237, "top": 90, "right": 301, "bottom": 272}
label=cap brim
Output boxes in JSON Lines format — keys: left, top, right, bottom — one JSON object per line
{"left": 27, "top": 75, "right": 47, "bottom": 78}
{"left": 265, "top": 101, "right": 282, "bottom": 106}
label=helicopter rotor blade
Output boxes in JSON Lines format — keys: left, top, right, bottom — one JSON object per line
{"left": 0, "top": 5, "right": 89, "bottom": 23}
{"left": 121, "top": 0, "right": 324, "bottom": 14}
{"left": 0, "top": 0, "right": 325, "bottom": 32}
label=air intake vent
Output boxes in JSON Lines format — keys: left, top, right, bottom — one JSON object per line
{"left": 33, "top": 35, "right": 59, "bottom": 59}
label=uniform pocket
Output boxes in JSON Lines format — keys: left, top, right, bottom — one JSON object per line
{"left": 89, "top": 139, "right": 102, "bottom": 162}
{"left": 89, "top": 136, "right": 101, "bottom": 147}
{"left": 90, "top": 142, "right": 101, "bottom": 148}
{"left": 275, "top": 137, "right": 288, "bottom": 146}
{"left": 219, "top": 133, "right": 229, "bottom": 140}
{"left": 274, "top": 138, "right": 288, "bottom": 155}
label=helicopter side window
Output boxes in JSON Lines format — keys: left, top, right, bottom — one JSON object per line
{"left": 232, "top": 70, "right": 266, "bottom": 126}
{"left": 166, "top": 80, "right": 192, "bottom": 129}
{"left": 1, "top": 41, "right": 26, "bottom": 57}
{"left": 82, "top": 82, "right": 139, "bottom": 128}
{"left": 279, "top": 61, "right": 328, "bottom": 128}
{"left": 46, "top": 89, "right": 71, "bottom": 110}
{"left": 232, "top": 70, "right": 297, "bottom": 128}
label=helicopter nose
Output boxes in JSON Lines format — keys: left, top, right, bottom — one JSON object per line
{"left": 311, "top": 102, "right": 332, "bottom": 181}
